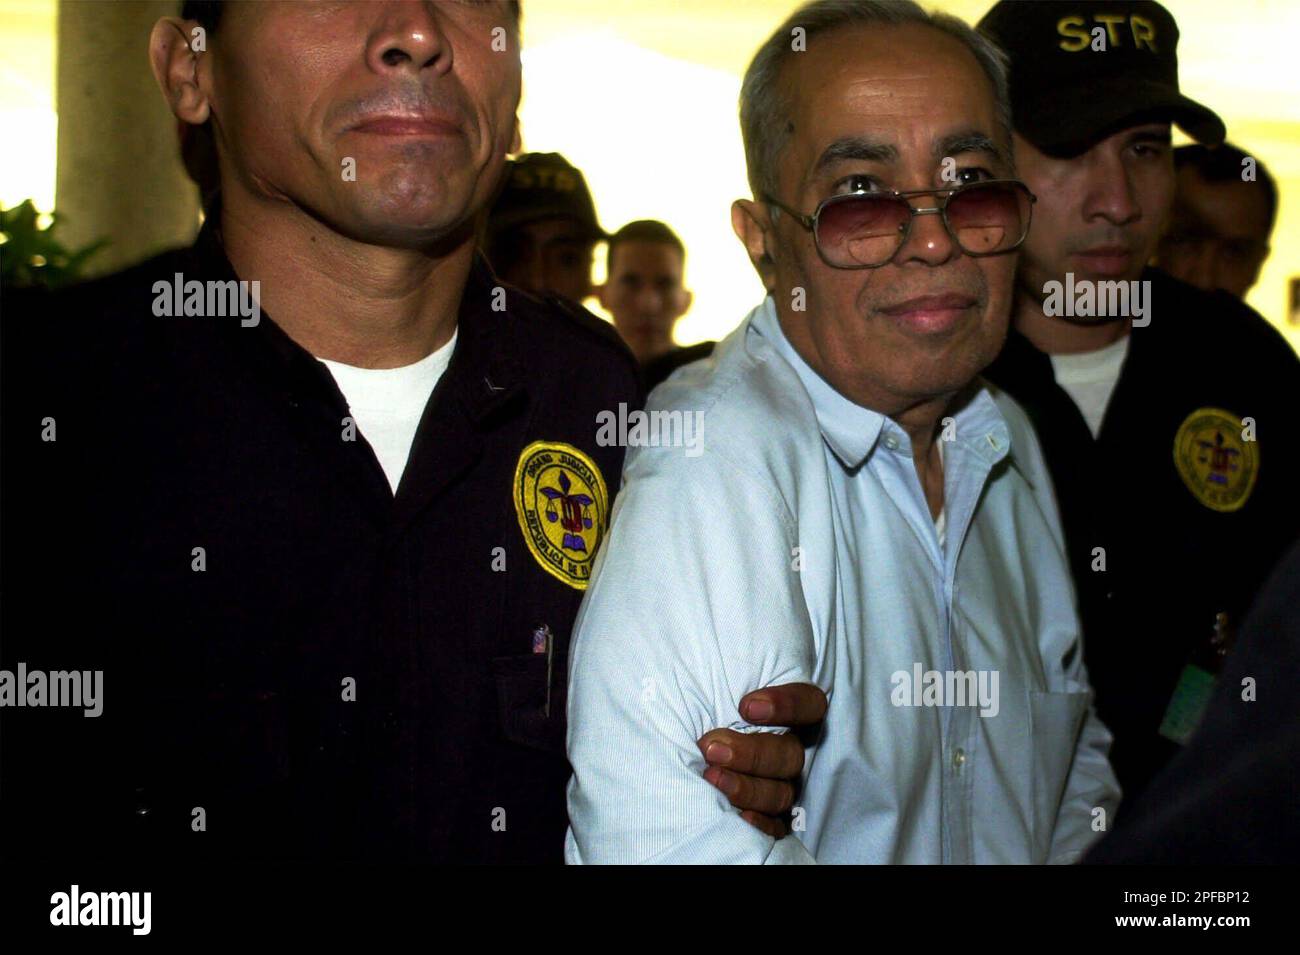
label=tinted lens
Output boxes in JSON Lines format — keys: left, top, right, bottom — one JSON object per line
{"left": 815, "top": 194, "right": 911, "bottom": 267}
{"left": 946, "top": 182, "right": 1029, "bottom": 256}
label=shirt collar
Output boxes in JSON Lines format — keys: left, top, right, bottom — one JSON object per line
{"left": 945, "top": 384, "right": 1015, "bottom": 471}
{"left": 749, "top": 295, "right": 1014, "bottom": 472}
{"left": 749, "top": 296, "right": 885, "bottom": 469}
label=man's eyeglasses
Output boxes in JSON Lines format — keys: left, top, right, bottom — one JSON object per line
{"left": 763, "top": 179, "right": 1036, "bottom": 270}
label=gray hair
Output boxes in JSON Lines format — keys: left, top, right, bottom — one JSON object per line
{"left": 739, "top": 0, "right": 1013, "bottom": 200}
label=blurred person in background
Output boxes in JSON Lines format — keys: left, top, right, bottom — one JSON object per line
{"left": 598, "top": 218, "right": 715, "bottom": 390}
{"left": 1156, "top": 143, "right": 1276, "bottom": 299}
{"left": 483, "top": 151, "right": 605, "bottom": 305}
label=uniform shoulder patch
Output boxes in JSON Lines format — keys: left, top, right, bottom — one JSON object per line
{"left": 1172, "top": 407, "right": 1259, "bottom": 513}
{"left": 513, "top": 441, "right": 610, "bottom": 590}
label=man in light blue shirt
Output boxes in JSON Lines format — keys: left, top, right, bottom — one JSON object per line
{"left": 565, "top": 0, "right": 1119, "bottom": 864}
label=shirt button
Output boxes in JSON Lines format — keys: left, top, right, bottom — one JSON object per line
{"left": 883, "top": 435, "right": 900, "bottom": 451}
{"left": 952, "top": 748, "right": 967, "bottom": 769}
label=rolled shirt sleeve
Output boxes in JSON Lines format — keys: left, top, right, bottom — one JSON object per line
{"left": 565, "top": 440, "right": 820, "bottom": 864}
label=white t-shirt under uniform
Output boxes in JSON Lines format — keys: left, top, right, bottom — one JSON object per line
{"left": 1048, "top": 333, "right": 1130, "bottom": 439}
{"left": 319, "top": 330, "right": 458, "bottom": 493}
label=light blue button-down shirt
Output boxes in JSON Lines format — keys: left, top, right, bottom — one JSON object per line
{"left": 565, "top": 296, "right": 1119, "bottom": 864}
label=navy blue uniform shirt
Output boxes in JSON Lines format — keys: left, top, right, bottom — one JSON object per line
{"left": 1, "top": 212, "right": 640, "bottom": 863}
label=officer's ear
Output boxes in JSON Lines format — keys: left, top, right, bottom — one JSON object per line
{"left": 731, "top": 198, "right": 778, "bottom": 292}
{"left": 509, "top": 118, "right": 522, "bottom": 156}
{"left": 149, "top": 17, "right": 212, "bottom": 126}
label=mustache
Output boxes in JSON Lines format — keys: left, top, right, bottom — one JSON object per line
{"left": 1064, "top": 234, "right": 1134, "bottom": 255}
{"left": 330, "top": 86, "right": 470, "bottom": 130}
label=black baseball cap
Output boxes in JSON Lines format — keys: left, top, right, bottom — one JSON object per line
{"left": 977, "top": 0, "right": 1225, "bottom": 157}
{"left": 486, "top": 152, "right": 607, "bottom": 242}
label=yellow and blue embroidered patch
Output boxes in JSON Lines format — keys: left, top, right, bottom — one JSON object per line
{"left": 1172, "top": 407, "right": 1259, "bottom": 513}
{"left": 513, "top": 441, "right": 609, "bottom": 590}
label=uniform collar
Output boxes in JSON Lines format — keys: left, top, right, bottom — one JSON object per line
{"left": 188, "top": 203, "right": 527, "bottom": 429}
{"left": 749, "top": 295, "right": 1013, "bottom": 472}
{"left": 442, "top": 253, "right": 527, "bottom": 426}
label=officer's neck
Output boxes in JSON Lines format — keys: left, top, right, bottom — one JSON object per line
{"left": 220, "top": 190, "right": 472, "bottom": 369}
{"left": 1013, "top": 290, "right": 1130, "bottom": 356}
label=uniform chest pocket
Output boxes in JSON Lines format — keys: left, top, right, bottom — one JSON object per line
{"left": 1029, "top": 689, "right": 1090, "bottom": 857}
{"left": 490, "top": 653, "right": 568, "bottom": 756}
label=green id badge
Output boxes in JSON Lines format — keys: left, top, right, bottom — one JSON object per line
{"left": 1158, "top": 664, "right": 1216, "bottom": 745}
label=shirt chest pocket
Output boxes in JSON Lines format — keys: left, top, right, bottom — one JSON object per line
{"left": 490, "top": 650, "right": 569, "bottom": 756}
{"left": 1029, "top": 689, "right": 1090, "bottom": 857}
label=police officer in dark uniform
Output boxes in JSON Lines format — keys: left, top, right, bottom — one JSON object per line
{"left": 978, "top": 1, "right": 1300, "bottom": 808}
{"left": 5, "top": 198, "right": 640, "bottom": 864}
{"left": 0, "top": 0, "right": 819, "bottom": 864}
